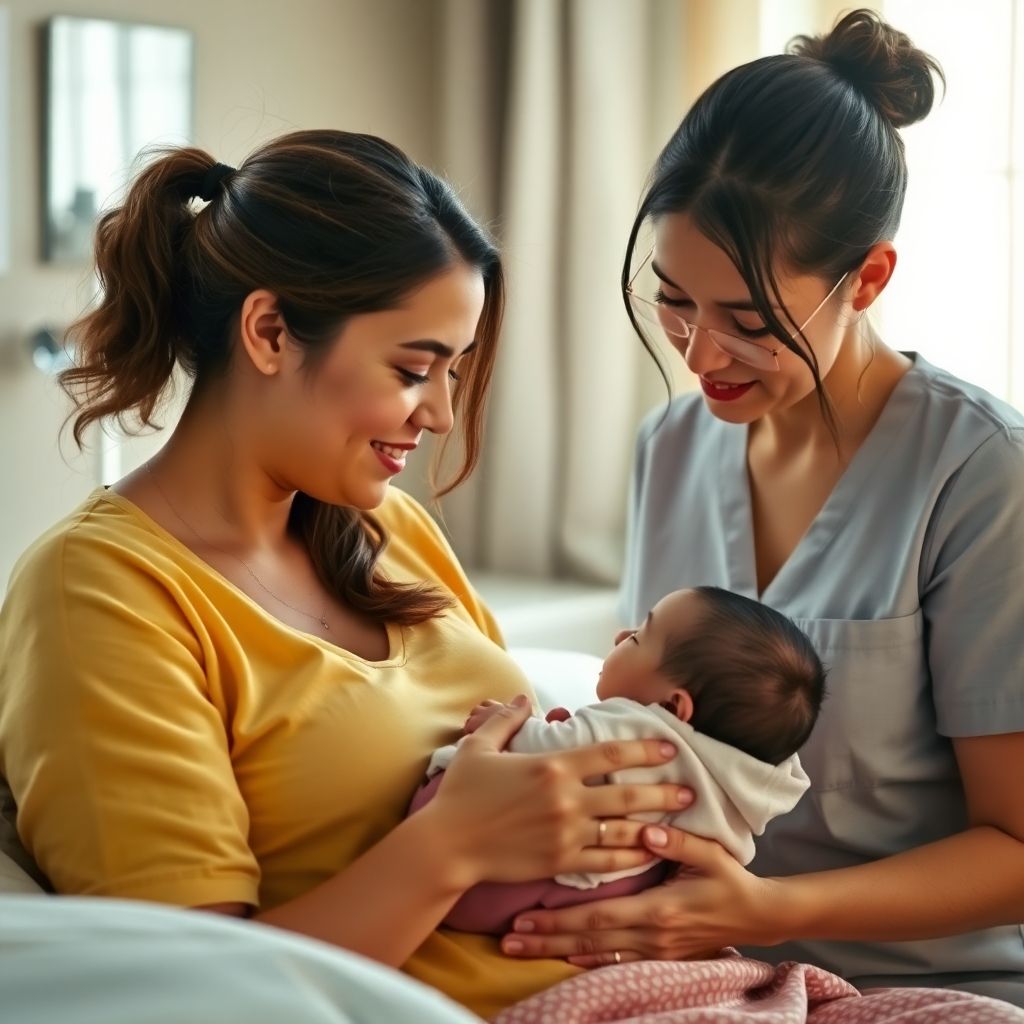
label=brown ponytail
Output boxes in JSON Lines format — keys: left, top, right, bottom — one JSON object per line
{"left": 61, "top": 148, "right": 212, "bottom": 444}
{"left": 61, "top": 131, "right": 505, "bottom": 626}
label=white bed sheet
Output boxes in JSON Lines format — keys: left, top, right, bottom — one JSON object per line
{"left": 0, "top": 895, "right": 482, "bottom": 1024}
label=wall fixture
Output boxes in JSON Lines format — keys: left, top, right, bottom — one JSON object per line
{"left": 43, "top": 16, "right": 195, "bottom": 263}
{"left": 28, "top": 327, "right": 71, "bottom": 374}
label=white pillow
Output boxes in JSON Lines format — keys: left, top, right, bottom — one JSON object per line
{"left": 508, "top": 646, "right": 603, "bottom": 713}
{"left": 0, "top": 849, "right": 44, "bottom": 896}
{"left": 0, "top": 896, "right": 482, "bottom": 1024}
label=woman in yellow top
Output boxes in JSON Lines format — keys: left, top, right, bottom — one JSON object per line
{"left": 0, "top": 131, "right": 690, "bottom": 1020}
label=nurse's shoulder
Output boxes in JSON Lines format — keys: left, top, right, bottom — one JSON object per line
{"left": 897, "top": 355, "right": 1024, "bottom": 512}
{"left": 909, "top": 353, "right": 1024, "bottom": 447}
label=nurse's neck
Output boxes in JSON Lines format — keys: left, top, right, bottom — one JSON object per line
{"left": 753, "top": 327, "right": 910, "bottom": 464}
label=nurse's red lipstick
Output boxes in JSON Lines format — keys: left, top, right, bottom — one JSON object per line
{"left": 700, "top": 377, "right": 756, "bottom": 402}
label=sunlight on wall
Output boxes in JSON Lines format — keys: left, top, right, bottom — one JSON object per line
{"left": 877, "top": 1, "right": 1021, "bottom": 408}
{"left": 744, "top": 1, "right": 1022, "bottom": 410}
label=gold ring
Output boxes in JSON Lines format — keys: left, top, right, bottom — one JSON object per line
{"left": 613, "top": 950, "right": 622, "bottom": 965}
{"left": 597, "top": 820, "right": 608, "bottom": 846}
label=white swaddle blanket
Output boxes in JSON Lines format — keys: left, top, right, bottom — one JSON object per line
{"left": 428, "top": 696, "right": 810, "bottom": 889}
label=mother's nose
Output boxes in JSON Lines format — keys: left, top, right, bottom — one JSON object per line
{"left": 412, "top": 379, "right": 455, "bottom": 435}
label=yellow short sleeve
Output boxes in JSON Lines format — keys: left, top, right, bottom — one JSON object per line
{"left": 0, "top": 489, "right": 574, "bottom": 1017}
{"left": 0, "top": 521, "right": 260, "bottom": 907}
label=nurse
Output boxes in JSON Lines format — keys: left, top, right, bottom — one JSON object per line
{"left": 498, "top": 8, "right": 1024, "bottom": 1009}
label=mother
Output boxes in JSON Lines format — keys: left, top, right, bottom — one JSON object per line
{"left": 496, "top": 9, "right": 1024, "bottom": 1009}
{"left": 0, "top": 131, "right": 690, "bottom": 1021}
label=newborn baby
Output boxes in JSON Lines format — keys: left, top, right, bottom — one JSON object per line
{"left": 409, "top": 586, "right": 825, "bottom": 934}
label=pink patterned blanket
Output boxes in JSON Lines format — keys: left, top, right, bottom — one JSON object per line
{"left": 494, "top": 955, "right": 1024, "bottom": 1023}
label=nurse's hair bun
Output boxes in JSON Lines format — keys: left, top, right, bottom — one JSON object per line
{"left": 789, "top": 8, "right": 944, "bottom": 129}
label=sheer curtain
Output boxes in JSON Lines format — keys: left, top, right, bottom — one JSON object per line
{"left": 414, "top": 0, "right": 685, "bottom": 583}
{"left": 726, "top": 2, "right": 1023, "bottom": 406}
{"left": 420, "top": 0, "right": 1018, "bottom": 587}
{"left": 877, "top": 0, "right": 1022, "bottom": 408}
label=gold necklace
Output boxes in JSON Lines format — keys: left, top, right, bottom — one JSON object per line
{"left": 144, "top": 460, "right": 331, "bottom": 631}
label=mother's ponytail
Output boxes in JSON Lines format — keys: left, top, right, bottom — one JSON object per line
{"left": 61, "top": 148, "right": 215, "bottom": 445}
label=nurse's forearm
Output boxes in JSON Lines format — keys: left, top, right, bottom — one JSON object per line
{"left": 779, "top": 826, "right": 1024, "bottom": 941}
{"left": 255, "top": 806, "right": 472, "bottom": 968}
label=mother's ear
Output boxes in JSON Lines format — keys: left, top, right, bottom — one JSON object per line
{"left": 238, "top": 289, "right": 288, "bottom": 376}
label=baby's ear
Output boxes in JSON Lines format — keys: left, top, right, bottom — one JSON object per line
{"left": 665, "top": 688, "right": 694, "bottom": 723}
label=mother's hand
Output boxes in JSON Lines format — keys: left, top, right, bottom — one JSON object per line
{"left": 427, "top": 697, "right": 692, "bottom": 890}
{"left": 500, "top": 825, "right": 789, "bottom": 965}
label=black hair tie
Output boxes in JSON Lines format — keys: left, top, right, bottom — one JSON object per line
{"left": 197, "top": 162, "right": 236, "bottom": 202}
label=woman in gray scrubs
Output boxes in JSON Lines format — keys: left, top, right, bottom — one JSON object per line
{"left": 497, "top": 9, "right": 1024, "bottom": 1010}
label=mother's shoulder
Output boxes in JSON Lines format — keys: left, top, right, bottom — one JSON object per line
{"left": 8, "top": 489, "right": 145, "bottom": 575}
{"left": 1, "top": 488, "right": 183, "bottom": 624}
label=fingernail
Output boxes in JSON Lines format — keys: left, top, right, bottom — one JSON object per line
{"left": 514, "top": 919, "right": 535, "bottom": 933}
{"left": 646, "top": 826, "right": 668, "bottom": 848}
{"left": 660, "top": 742, "right": 677, "bottom": 759}
{"left": 503, "top": 939, "right": 525, "bottom": 954}
{"left": 677, "top": 788, "right": 693, "bottom": 806}
{"left": 511, "top": 693, "right": 529, "bottom": 708}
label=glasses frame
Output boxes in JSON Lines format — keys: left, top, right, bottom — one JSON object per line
{"left": 624, "top": 245, "right": 849, "bottom": 373}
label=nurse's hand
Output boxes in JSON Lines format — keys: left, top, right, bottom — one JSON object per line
{"left": 499, "top": 825, "right": 788, "bottom": 965}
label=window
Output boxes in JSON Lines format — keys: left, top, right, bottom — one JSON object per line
{"left": 877, "top": 1, "right": 1022, "bottom": 407}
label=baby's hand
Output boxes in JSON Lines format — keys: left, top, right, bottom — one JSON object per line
{"left": 463, "top": 700, "right": 509, "bottom": 735}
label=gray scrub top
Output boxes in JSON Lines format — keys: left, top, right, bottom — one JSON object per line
{"left": 621, "top": 353, "right": 1024, "bottom": 988}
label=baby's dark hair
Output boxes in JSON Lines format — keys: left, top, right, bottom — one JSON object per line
{"left": 660, "top": 587, "right": 826, "bottom": 764}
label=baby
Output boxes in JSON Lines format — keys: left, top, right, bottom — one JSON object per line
{"left": 408, "top": 586, "right": 826, "bottom": 935}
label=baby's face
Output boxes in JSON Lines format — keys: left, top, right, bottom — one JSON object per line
{"left": 597, "top": 589, "right": 702, "bottom": 704}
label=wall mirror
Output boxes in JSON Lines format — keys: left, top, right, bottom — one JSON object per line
{"left": 0, "top": 6, "right": 9, "bottom": 275}
{"left": 44, "top": 16, "right": 194, "bottom": 263}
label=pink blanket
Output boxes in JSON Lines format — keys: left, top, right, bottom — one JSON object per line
{"left": 494, "top": 955, "right": 1024, "bottom": 1023}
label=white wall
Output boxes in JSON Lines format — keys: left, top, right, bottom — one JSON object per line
{"left": 0, "top": 0, "right": 437, "bottom": 591}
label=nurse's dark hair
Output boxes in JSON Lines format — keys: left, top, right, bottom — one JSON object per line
{"left": 59, "top": 129, "right": 505, "bottom": 626}
{"left": 622, "top": 9, "right": 943, "bottom": 436}
{"left": 660, "top": 587, "right": 827, "bottom": 764}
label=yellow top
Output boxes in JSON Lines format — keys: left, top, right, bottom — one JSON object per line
{"left": 0, "top": 486, "right": 577, "bottom": 1019}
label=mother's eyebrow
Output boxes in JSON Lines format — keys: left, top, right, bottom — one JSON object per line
{"left": 399, "top": 340, "right": 478, "bottom": 358}
{"left": 651, "top": 260, "right": 780, "bottom": 311}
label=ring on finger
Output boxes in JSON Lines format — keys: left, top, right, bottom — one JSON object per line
{"left": 596, "top": 820, "right": 608, "bottom": 846}
{"left": 613, "top": 950, "right": 622, "bottom": 965}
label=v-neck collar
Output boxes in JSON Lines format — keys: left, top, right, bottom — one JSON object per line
{"left": 96, "top": 488, "right": 407, "bottom": 668}
{"left": 717, "top": 352, "right": 924, "bottom": 603}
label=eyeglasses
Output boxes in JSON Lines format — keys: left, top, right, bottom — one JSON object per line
{"left": 624, "top": 246, "right": 848, "bottom": 373}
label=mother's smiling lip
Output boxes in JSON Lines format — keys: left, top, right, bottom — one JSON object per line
{"left": 371, "top": 440, "right": 418, "bottom": 451}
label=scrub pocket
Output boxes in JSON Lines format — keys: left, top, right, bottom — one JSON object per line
{"left": 746, "top": 610, "right": 1005, "bottom": 980}
{"left": 792, "top": 610, "right": 955, "bottom": 792}
{"left": 786, "top": 610, "right": 965, "bottom": 859}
